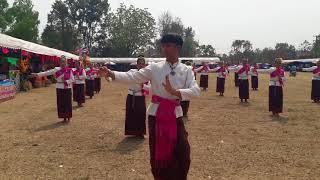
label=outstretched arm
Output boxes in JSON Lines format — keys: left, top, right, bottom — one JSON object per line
{"left": 102, "top": 65, "right": 152, "bottom": 84}
{"left": 33, "top": 68, "right": 58, "bottom": 77}
{"left": 302, "top": 66, "right": 317, "bottom": 72}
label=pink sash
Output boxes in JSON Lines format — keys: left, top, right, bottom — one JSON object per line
{"left": 55, "top": 67, "right": 72, "bottom": 88}
{"left": 313, "top": 67, "right": 320, "bottom": 74}
{"left": 238, "top": 64, "right": 250, "bottom": 74}
{"left": 73, "top": 68, "right": 84, "bottom": 76}
{"left": 87, "top": 68, "right": 96, "bottom": 79}
{"left": 152, "top": 95, "right": 179, "bottom": 169}
{"left": 201, "top": 64, "right": 210, "bottom": 73}
{"left": 270, "top": 68, "right": 285, "bottom": 86}
{"left": 217, "top": 67, "right": 227, "bottom": 77}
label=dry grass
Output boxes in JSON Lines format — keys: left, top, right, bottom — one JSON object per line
{"left": 0, "top": 73, "right": 319, "bottom": 180}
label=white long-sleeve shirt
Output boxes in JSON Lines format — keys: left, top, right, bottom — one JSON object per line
{"left": 37, "top": 67, "right": 74, "bottom": 89}
{"left": 85, "top": 68, "right": 97, "bottom": 80}
{"left": 127, "top": 69, "right": 149, "bottom": 96}
{"left": 72, "top": 68, "right": 87, "bottom": 84}
{"left": 195, "top": 65, "right": 211, "bottom": 75}
{"left": 250, "top": 67, "right": 259, "bottom": 77}
{"left": 302, "top": 66, "right": 320, "bottom": 80}
{"left": 258, "top": 67, "right": 286, "bottom": 86}
{"left": 114, "top": 61, "right": 201, "bottom": 118}
{"left": 229, "top": 65, "right": 250, "bottom": 80}
{"left": 211, "top": 67, "right": 228, "bottom": 78}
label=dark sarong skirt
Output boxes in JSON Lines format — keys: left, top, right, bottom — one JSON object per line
{"left": 56, "top": 88, "right": 72, "bottom": 119}
{"left": 125, "top": 95, "right": 146, "bottom": 136}
{"left": 73, "top": 84, "right": 85, "bottom": 104}
{"left": 239, "top": 79, "right": 249, "bottom": 99}
{"left": 194, "top": 72, "right": 197, "bottom": 80}
{"left": 311, "top": 80, "right": 320, "bottom": 101}
{"left": 269, "top": 86, "right": 283, "bottom": 113}
{"left": 85, "top": 79, "right": 95, "bottom": 97}
{"left": 180, "top": 101, "right": 190, "bottom": 117}
{"left": 234, "top": 73, "right": 239, "bottom": 87}
{"left": 200, "top": 75, "right": 209, "bottom": 88}
{"left": 251, "top": 76, "right": 259, "bottom": 89}
{"left": 94, "top": 78, "right": 101, "bottom": 92}
{"left": 149, "top": 116, "right": 190, "bottom": 180}
{"left": 216, "top": 77, "right": 225, "bottom": 93}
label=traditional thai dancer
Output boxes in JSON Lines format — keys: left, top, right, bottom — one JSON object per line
{"left": 100, "top": 33, "right": 200, "bottom": 180}
{"left": 258, "top": 58, "right": 286, "bottom": 116}
{"left": 124, "top": 57, "right": 149, "bottom": 137}
{"left": 94, "top": 64, "right": 102, "bottom": 94}
{"left": 72, "top": 61, "right": 87, "bottom": 107}
{"left": 195, "top": 62, "right": 211, "bottom": 91}
{"left": 85, "top": 64, "right": 96, "bottom": 99}
{"left": 32, "top": 56, "right": 74, "bottom": 122}
{"left": 211, "top": 61, "right": 228, "bottom": 96}
{"left": 303, "top": 60, "right": 320, "bottom": 103}
{"left": 250, "top": 64, "right": 259, "bottom": 91}
{"left": 180, "top": 61, "right": 195, "bottom": 119}
{"left": 230, "top": 59, "right": 250, "bottom": 102}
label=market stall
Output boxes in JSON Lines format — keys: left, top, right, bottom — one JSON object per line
{"left": 0, "top": 33, "right": 78, "bottom": 103}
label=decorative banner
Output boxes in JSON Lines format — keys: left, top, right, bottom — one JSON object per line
{"left": 0, "top": 84, "right": 16, "bottom": 103}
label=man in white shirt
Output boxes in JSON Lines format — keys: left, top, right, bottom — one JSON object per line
{"left": 100, "top": 34, "right": 200, "bottom": 180}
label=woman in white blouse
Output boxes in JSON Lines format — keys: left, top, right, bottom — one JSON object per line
{"left": 33, "top": 56, "right": 74, "bottom": 122}
{"left": 302, "top": 60, "right": 320, "bottom": 103}
{"left": 124, "top": 57, "right": 149, "bottom": 138}
{"left": 258, "top": 58, "right": 286, "bottom": 116}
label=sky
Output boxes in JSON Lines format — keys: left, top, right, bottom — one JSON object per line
{"left": 7, "top": 0, "right": 320, "bottom": 54}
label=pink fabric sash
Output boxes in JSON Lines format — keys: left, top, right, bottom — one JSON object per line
{"left": 270, "top": 68, "right": 285, "bottom": 86}
{"left": 87, "top": 67, "right": 96, "bottom": 79}
{"left": 55, "top": 67, "right": 72, "bottom": 88}
{"left": 201, "top": 64, "right": 210, "bottom": 73}
{"left": 217, "top": 67, "right": 227, "bottom": 77}
{"left": 238, "top": 64, "right": 250, "bottom": 74}
{"left": 313, "top": 67, "right": 320, "bottom": 74}
{"left": 152, "top": 95, "right": 179, "bottom": 169}
{"left": 73, "top": 68, "right": 84, "bottom": 76}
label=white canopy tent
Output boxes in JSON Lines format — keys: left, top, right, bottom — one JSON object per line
{"left": 282, "top": 58, "right": 319, "bottom": 64}
{"left": 0, "top": 33, "right": 78, "bottom": 59}
{"left": 91, "top": 57, "right": 220, "bottom": 64}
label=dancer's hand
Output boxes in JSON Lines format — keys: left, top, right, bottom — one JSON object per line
{"left": 162, "top": 75, "right": 182, "bottom": 99}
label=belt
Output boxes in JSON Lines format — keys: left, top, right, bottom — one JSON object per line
{"left": 128, "top": 89, "right": 143, "bottom": 109}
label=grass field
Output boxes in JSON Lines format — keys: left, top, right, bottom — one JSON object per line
{"left": 0, "top": 73, "right": 319, "bottom": 180}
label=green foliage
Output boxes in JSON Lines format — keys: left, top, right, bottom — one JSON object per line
{"left": 6, "top": 0, "right": 39, "bottom": 42}
{"left": 0, "top": 0, "right": 9, "bottom": 32}
{"left": 41, "top": 0, "right": 79, "bottom": 52}
{"left": 102, "top": 4, "right": 156, "bottom": 57}
{"left": 65, "top": 0, "right": 109, "bottom": 51}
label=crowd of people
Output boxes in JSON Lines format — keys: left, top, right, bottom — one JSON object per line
{"left": 29, "top": 33, "right": 320, "bottom": 180}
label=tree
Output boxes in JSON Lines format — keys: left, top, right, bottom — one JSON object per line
{"left": 312, "top": 35, "right": 320, "bottom": 58}
{"left": 196, "top": 45, "right": 216, "bottom": 57}
{"left": 101, "top": 4, "right": 156, "bottom": 57}
{"left": 297, "top": 40, "right": 312, "bottom": 59}
{"left": 66, "top": 0, "right": 109, "bottom": 52}
{"left": 41, "top": 0, "right": 79, "bottom": 52}
{"left": 0, "top": 0, "right": 9, "bottom": 32}
{"left": 230, "top": 40, "right": 253, "bottom": 63}
{"left": 274, "top": 43, "right": 296, "bottom": 60}
{"left": 158, "top": 11, "right": 184, "bottom": 36}
{"left": 6, "top": 0, "right": 39, "bottom": 42}
{"left": 181, "top": 27, "right": 198, "bottom": 57}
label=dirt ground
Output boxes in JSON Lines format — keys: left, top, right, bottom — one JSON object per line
{"left": 0, "top": 73, "right": 320, "bottom": 180}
